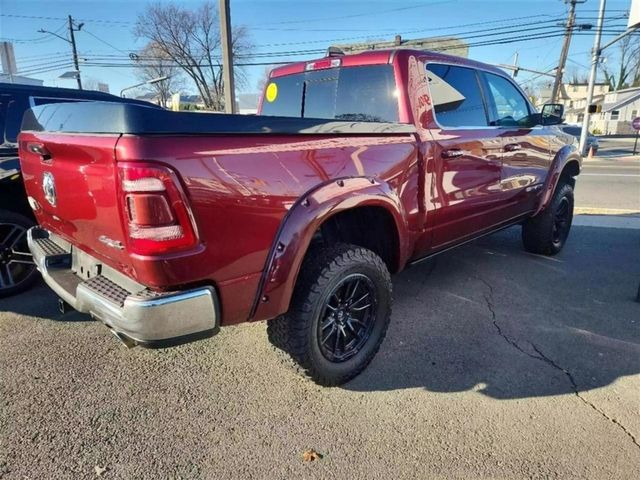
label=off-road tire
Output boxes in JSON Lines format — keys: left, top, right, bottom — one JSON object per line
{"left": 0, "top": 210, "right": 38, "bottom": 297}
{"left": 267, "top": 243, "right": 392, "bottom": 386}
{"left": 522, "top": 181, "right": 574, "bottom": 256}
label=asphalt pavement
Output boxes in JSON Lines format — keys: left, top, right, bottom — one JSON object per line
{"left": 576, "top": 137, "right": 639, "bottom": 212}
{"left": 1, "top": 143, "right": 639, "bottom": 479}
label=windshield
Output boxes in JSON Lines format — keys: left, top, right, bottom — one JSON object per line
{"left": 260, "top": 64, "right": 399, "bottom": 123}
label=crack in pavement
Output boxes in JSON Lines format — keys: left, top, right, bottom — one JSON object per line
{"left": 476, "top": 276, "right": 640, "bottom": 452}
{"left": 530, "top": 343, "right": 640, "bottom": 451}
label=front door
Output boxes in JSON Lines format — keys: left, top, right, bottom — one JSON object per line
{"left": 425, "top": 63, "right": 505, "bottom": 250}
{"left": 480, "top": 71, "right": 553, "bottom": 217}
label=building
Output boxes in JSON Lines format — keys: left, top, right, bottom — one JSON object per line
{"left": 237, "top": 93, "right": 259, "bottom": 115}
{"left": 0, "top": 74, "right": 44, "bottom": 86}
{"left": 538, "top": 82, "right": 610, "bottom": 109}
{"left": 588, "top": 87, "right": 640, "bottom": 135}
{"left": 0, "top": 41, "right": 44, "bottom": 86}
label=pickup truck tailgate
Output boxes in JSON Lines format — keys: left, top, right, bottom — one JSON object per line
{"left": 19, "top": 132, "right": 129, "bottom": 266}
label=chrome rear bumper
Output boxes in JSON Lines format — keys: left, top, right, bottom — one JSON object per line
{"left": 27, "top": 227, "right": 219, "bottom": 347}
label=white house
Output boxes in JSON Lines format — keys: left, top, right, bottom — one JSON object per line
{"left": 590, "top": 87, "right": 640, "bottom": 135}
{"left": 564, "top": 86, "right": 640, "bottom": 135}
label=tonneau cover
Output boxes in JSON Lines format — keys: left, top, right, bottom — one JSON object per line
{"left": 21, "top": 101, "right": 416, "bottom": 136}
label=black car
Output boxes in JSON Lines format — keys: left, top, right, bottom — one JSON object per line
{"left": 0, "top": 82, "right": 157, "bottom": 297}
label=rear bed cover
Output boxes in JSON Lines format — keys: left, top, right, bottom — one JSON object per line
{"left": 21, "top": 101, "right": 416, "bottom": 136}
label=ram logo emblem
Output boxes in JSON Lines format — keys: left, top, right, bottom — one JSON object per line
{"left": 42, "top": 172, "right": 57, "bottom": 207}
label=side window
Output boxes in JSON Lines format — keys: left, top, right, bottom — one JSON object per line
{"left": 483, "top": 73, "right": 533, "bottom": 127}
{"left": 425, "top": 64, "right": 488, "bottom": 127}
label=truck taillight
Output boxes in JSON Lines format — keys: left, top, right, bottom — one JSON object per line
{"left": 305, "top": 58, "right": 341, "bottom": 71}
{"left": 118, "top": 163, "right": 197, "bottom": 255}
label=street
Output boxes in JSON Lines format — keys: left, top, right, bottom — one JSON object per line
{"left": 1, "top": 145, "right": 639, "bottom": 479}
{"left": 575, "top": 137, "right": 640, "bottom": 212}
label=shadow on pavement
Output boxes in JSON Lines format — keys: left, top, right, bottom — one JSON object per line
{"left": 347, "top": 225, "right": 640, "bottom": 399}
{"left": 1, "top": 282, "right": 90, "bottom": 322}
{"left": 2, "top": 224, "right": 638, "bottom": 400}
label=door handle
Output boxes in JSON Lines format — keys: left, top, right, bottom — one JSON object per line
{"left": 442, "top": 149, "right": 464, "bottom": 158}
{"left": 504, "top": 143, "right": 522, "bottom": 152}
{"left": 27, "top": 142, "right": 52, "bottom": 161}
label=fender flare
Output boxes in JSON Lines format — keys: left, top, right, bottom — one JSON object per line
{"left": 533, "top": 144, "right": 582, "bottom": 216}
{"left": 249, "top": 176, "right": 410, "bottom": 322}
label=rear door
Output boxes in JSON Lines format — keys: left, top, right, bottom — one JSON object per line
{"left": 425, "top": 63, "right": 504, "bottom": 249}
{"left": 480, "top": 72, "right": 552, "bottom": 216}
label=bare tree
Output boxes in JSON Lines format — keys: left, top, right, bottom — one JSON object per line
{"left": 603, "top": 35, "right": 640, "bottom": 91}
{"left": 134, "top": 42, "right": 183, "bottom": 107}
{"left": 255, "top": 65, "right": 275, "bottom": 93}
{"left": 134, "top": 1, "right": 252, "bottom": 110}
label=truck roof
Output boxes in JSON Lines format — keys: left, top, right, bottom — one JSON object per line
{"left": 269, "top": 48, "right": 505, "bottom": 78}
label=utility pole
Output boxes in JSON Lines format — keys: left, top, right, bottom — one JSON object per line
{"left": 219, "top": 0, "right": 236, "bottom": 113}
{"left": 38, "top": 15, "right": 83, "bottom": 89}
{"left": 579, "top": 0, "right": 606, "bottom": 155}
{"left": 550, "top": 0, "right": 584, "bottom": 103}
{"left": 68, "top": 15, "right": 82, "bottom": 90}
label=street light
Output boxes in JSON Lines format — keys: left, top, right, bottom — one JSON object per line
{"left": 120, "top": 76, "right": 169, "bottom": 98}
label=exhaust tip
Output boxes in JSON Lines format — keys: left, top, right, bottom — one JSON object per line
{"left": 108, "top": 328, "right": 137, "bottom": 348}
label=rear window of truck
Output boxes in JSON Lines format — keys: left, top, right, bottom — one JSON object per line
{"left": 261, "top": 65, "right": 399, "bottom": 123}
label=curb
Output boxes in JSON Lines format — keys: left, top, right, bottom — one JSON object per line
{"left": 575, "top": 207, "right": 640, "bottom": 216}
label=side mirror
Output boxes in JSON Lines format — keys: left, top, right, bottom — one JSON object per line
{"left": 541, "top": 103, "right": 564, "bottom": 125}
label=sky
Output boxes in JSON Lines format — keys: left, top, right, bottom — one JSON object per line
{"left": 0, "top": 0, "right": 635, "bottom": 96}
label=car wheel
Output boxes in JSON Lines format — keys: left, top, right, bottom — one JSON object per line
{"left": 0, "top": 210, "right": 39, "bottom": 297}
{"left": 522, "top": 181, "right": 574, "bottom": 256}
{"left": 267, "top": 243, "right": 392, "bottom": 386}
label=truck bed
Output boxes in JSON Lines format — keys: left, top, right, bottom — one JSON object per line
{"left": 22, "top": 101, "right": 416, "bottom": 136}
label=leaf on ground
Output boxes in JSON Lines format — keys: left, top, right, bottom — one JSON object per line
{"left": 94, "top": 465, "right": 107, "bottom": 476}
{"left": 302, "top": 449, "right": 323, "bottom": 462}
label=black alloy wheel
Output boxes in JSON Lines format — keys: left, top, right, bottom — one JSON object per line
{"left": 0, "top": 212, "right": 38, "bottom": 297}
{"left": 318, "top": 273, "right": 377, "bottom": 363}
{"left": 522, "top": 181, "right": 574, "bottom": 256}
{"left": 267, "top": 243, "right": 392, "bottom": 386}
{"left": 552, "top": 197, "right": 571, "bottom": 248}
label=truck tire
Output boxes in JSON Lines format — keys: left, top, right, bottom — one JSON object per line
{"left": 267, "top": 243, "right": 392, "bottom": 386}
{"left": 0, "top": 210, "right": 38, "bottom": 297}
{"left": 522, "top": 181, "right": 574, "bottom": 256}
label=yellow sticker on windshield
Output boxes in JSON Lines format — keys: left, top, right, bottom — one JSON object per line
{"left": 265, "top": 82, "right": 278, "bottom": 102}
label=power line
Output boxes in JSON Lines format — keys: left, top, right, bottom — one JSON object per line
{"left": 251, "top": 1, "right": 457, "bottom": 26}
{"left": 78, "top": 30, "right": 625, "bottom": 69}
{"left": 70, "top": 22, "right": 629, "bottom": 63}
{"left": 82, "top": 28, "right": 129, "bottom": 54}
{"left": 15, "top": 62, "right": 74, "bottom": 76}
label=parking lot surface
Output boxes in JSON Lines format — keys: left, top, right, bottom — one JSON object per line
{"left": 1, "top": 218, "right": 639, "bottom": 479}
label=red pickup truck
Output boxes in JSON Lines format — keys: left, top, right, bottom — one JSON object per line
{"left": 19, "top": 49, "right": 580, "bottom": 385}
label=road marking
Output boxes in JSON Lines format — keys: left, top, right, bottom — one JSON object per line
{"left": 524, "top": 252, "right": 564, "bottom": 263}
{"left": 580, "top": 173, "right": 640, "bottom": 177}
